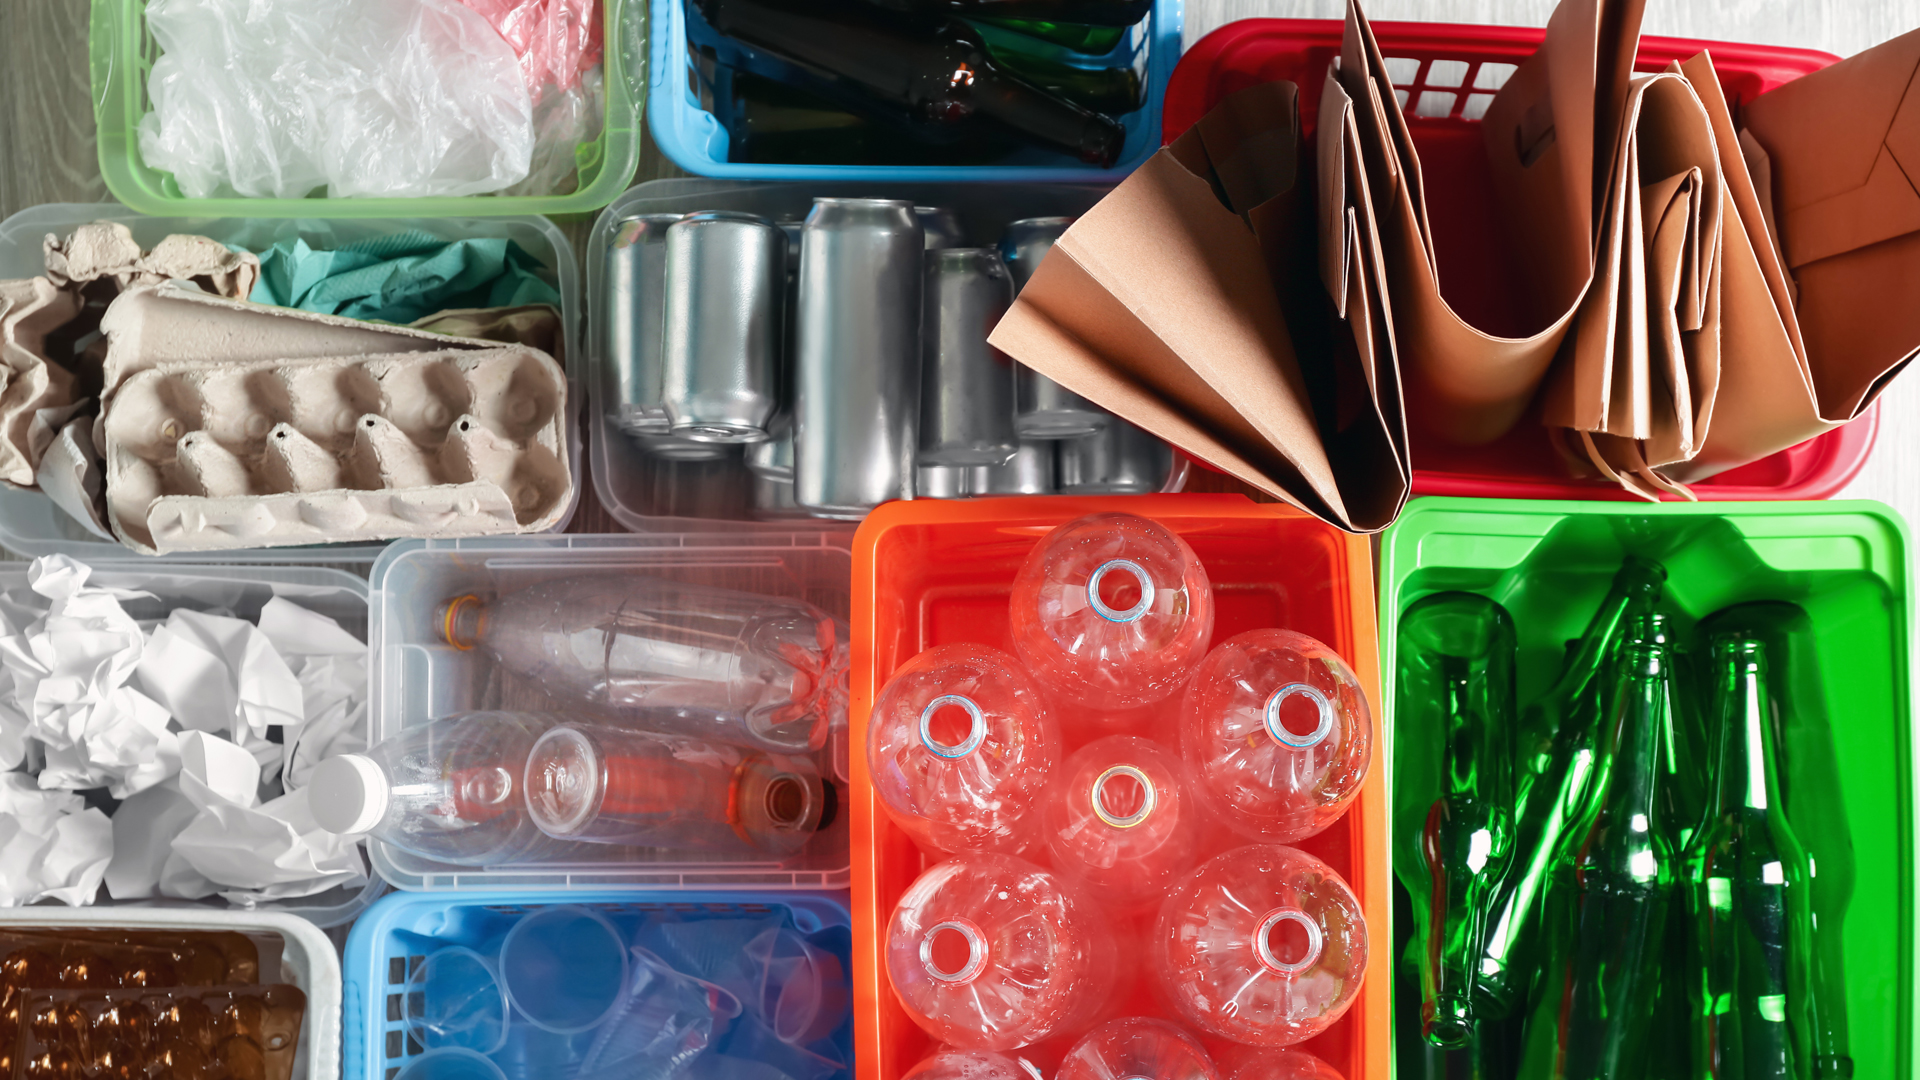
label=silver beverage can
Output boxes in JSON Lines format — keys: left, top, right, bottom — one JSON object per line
{"left": 969, "top": 439, "right": 1056, "bottom": 496}
{"left": 661, "top": 211, "right": 786, "bottom": 443}
{"left": 915, "top": 464, "right": 970, "bottom": 499}
{"left": 1058, "top": 415, "right": 1176, "bottom": 494}
{"left": 1000, "top": 216, "right": 1110, "bottom": 439}
{"left": 919, "top": 248, "right": 1019, "bottom": 468}
{"left": 795, "top": 198, "right": 924, "bottom": 519}
{"left": 745, "top": 412, "right": 795, "bottom": 481}
{"left": 638, "top": 434, "right": 730, "bottom": 461}
{"left": 752, "top": 475, "right": 811, "bottom": 520}
{"left": 605, "top": 214, "right": 682, "bottom": 436}
{"left": 916, "top": 206, "right": 966, "bottom": 251}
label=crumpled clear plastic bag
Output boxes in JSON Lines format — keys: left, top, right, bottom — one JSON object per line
{"left": 137, "top": 0, "right": 534, "bottom": 200}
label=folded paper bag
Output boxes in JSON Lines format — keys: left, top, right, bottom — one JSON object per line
{"left": 988, "top": 79, "right": 1409, "bottom": 533}
{"left": 1743, "top": 27, "right": 1920, "bottom": 420}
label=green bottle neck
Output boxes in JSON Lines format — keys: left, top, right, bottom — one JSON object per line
{"left": 1711, "top": 640, "right": 1785, "bottom": 818}
{"left": 1583, "top": 644, "right": 1675, "bottom": 883}
{"left": 1551, "top": 557, "right": 1666, "bottom": 704}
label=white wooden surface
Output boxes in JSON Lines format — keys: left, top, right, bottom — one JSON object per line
{"left": 1185, "top": 0, "right": 1920, "bottom": 525}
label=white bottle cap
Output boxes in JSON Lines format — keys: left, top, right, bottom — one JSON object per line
{"left": 310, "top": 754, "right": 391, "bottom": 835}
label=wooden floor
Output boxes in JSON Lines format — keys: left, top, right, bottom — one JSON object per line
{"left": 0, "top": 0, "right": 1911, "bottom": 550}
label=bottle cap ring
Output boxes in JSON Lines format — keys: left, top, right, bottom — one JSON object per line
{"left": 921, "top": 919, "right": 988, "bottom": 984}
{"left": 1090, "top": 764, "right": 1157, "bottom": 829}
{"left": 1087, "top": 558, "right": 1156, "bottom": 623}
{"left": 1264, "top": 682, "right": 1335, "bottom": 749}
{"left": 919, "top": 694, "right": 988, "bottom": 759}
{"left": 1254, "top": 907, "right": 1324, "bottom": 976}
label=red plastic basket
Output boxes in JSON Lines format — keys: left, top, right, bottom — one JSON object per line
{"left": 850, "top": 495, "right": 1389, "bottom": 1080}
{"left": 1163, "top": 19, "right": 1874, "bottom": 502}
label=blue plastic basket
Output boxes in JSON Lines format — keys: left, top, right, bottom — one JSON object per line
{"left": 648, "top": 0, "right": 1184, "bottom": 181}
{"left": 343, "top": 889, "right": 855, "bottom": 1080}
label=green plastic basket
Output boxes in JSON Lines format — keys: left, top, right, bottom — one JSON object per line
{"left": 1380, "top": 496, "right": 1916, "bottom": 1077}
{"left": 88, "top": 0, "right": 646, "bottom": 218}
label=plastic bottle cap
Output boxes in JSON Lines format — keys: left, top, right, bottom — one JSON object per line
{"left": 310, "top": 754, "right": 391, "bottom": 835}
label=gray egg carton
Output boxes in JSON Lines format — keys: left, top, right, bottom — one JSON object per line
{"left": 96, "top": 283, "right": 572, "bottom": 553}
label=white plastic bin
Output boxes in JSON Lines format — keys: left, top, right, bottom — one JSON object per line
{"left": 0, "top": 204, "right": 584, "bottom": 562}
{"left": 367, "top": 532, "right": 853, "bottom": 891}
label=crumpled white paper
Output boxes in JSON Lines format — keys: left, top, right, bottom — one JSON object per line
{"left": 137, "top": 607, "right": 304, "bottom": 774}
{"left": 0, "top": 555, "right": 179, "bottom": 797}
{"left": 0, "top": 773, "right": 112, "bottom": 906}
{"left": 259, "top": 597, "right": 369, "bottom": 790}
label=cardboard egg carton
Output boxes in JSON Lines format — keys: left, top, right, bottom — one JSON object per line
{"left": 92, "top": 283, "right": 572, "bottom": 553}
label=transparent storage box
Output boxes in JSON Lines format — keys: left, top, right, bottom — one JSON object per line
{"left": 0, "top": 204, "right": 583, "bottom": 562}
{"left": 368, "top": 532, "right": 853, "bottom": 890}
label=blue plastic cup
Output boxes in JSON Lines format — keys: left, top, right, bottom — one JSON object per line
{"left": 406, "top": 946, "right": 511, "bottom": 1054}
{"left": 499, "top": 905, "right": 630, "bottom": 1034}
{"left": 396, "top": 1048, "right": 510, "bottom": 1080}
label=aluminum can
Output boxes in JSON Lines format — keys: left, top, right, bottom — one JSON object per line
{"left": 970, "top": 439, "right": 1056, "bottom": 496}
{"left": 1058, "top": 415, "right": 1176, "bottom": 494}
{"left": 919, "top": 248, "right": 1018, "bottom": 468}
{"left": 745, "top": 412, "right": 795, "bottom": 481}
{"left": 1000, "top": 216, "right": 1110, "bottom": 439}
{"left": 794, "top": 198, "right": 923, "bottom": 519}
{"left": 605, "top": 214, "right": 681, "bottom": 436}
{"left": 916, "top": 206, "right": 966, "bottom": 251}
{"left": 661, "top": 212, "right": 785, "bottom": 443}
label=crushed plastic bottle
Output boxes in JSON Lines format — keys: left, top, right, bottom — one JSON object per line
{"left": 1179, "top": 630, "right": 1372, "bottom": 844}
{"left": 1152, "top": 845, "right": 1368, "bottom": 1047}
{"left": 1042, "top": 736, "right": 1202, "bottom": 907}
{"left": 1009, "top": 513, "right": 1213, "bottom": 711}
{"left": 442, "top": 574, "right": 845, "bottom": 755}
{"left": 1056, "top": 1017, "right": 1220, "bottom": 1080}
{"left": 868, "top": 644, "right": 1060, "bottom": 854}
{"left": 887, "top": 854, "right": 1115, "bottom": 1051}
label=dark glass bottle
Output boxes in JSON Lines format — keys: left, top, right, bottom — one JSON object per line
{"left": 972, "top": 17, "right": 1128, "bottom": 54}
{"left": 712, "top": 65, "right": 1020, "bottom": 166}
{"left": 692, "top": 0, "right": 1128, "bottom": 166}
{"left": 1470, "top": 556, "right": 1666, "bottom": 1016}
{"left": 1699, "top": 602, "right": 1853, "bottom": 1079}
{"left": 863, "top": 0, "right": 1155, "bottom": 27}
{"left": 1686, "top": 636, "right": 1817, "bottom": 1080}
{"left": 1553, "top": 641, "right": 1681, "bottom": 1079}
{"left": 1395, "top": 592, "right": 1518, "bottom": 1047}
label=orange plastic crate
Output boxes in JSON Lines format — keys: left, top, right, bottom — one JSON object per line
{"left": 850, "top": 494, "right": 1389, "bottom": 1080}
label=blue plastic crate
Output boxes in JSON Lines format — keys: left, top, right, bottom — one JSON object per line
{"left": 343, "top": 889, "right": 855, "bottom": 1080}
{"left": 648, "top": 0, "right": 1184, "bottom": 181}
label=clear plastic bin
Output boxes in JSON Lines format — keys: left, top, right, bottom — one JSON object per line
{"left": 585, "top": 178, "right": 1184, "bottom": 534}
{"left": 367, "top": 533, "right": 853, "bottom": 890}
{"left": 88, "top": 0, "right": 647, "bottom": 218}
{"left": 9, "top": 561, "right": 385, "bottom": 928}
{"left": 343, "top": 888, "right": 852, "bottom": 1080}
{"left": 0, "top": 905, "right": 343, "bottom": 1080}
{"left": 0, "top": 203, "right": 583, "bottom": 562}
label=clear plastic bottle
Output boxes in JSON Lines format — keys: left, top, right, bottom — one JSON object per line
{"left": 523, "top": 722, "right": 834, "bottom": 857}
{"left": 1042, "top": 736, "right": 1202, "bottom": 908}
{"left": 309, "top": 712, "right": 579, "bottom": 866}
{"left": 1057, "top": 1017, "right": 1219, "bottom": 1080}
{"left": 887, "top": 854, "right": 1115, "bottom": 1051}
{"left": 1225, "top": 1050, "right": 1346, "bottom": 1080}
{"left": 1152, "top": 845, "right": 1368, "bottom": 1047}
{"left": 904, "top": 1049, "right": 1043, "bottom": 1080}
{"left": 868, "top": 644, "right": 1060, "bottom": 854}
{"left": 1179, "top": 630, "right": 1372, "bottom": 844}
{"left": 441, "top": 575, "right": 845, "bottom": 755}
{"left": 1009, "top": 513, "right": 1213, "bottom": 711}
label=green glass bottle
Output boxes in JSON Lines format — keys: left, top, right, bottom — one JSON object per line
{"left": 1470, "top": 555, "right": 1666, "bottom": 1017}
{"left": 1686, "top": 636, "right": 1817, "bottom": 1080}
{"left": 970, "top": 16, "right": 1129, "bottom": 53}
{"left": 1393, "top": 592, "right": 1518, "bottom": 1048}
{"left": 1699, "top": 603, "right": 1853, "bottom": 1079}
{"left": 1556, "top": 641, "right": 1681, "bottom": 1078}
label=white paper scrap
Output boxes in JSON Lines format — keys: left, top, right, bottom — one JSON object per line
{"left": 0, "top": 774, "right": 112, "bottom": 905}
{"left": 172, "top": 786, "right": 367, "bottom": 904}
{"left": 103, "top": 778, "right": 204, "bottom": 900}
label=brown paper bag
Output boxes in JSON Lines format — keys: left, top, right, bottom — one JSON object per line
{"left": 1741, "top": 27, "right": 1920, "bottom": 421}
{"left": 988, "top": 80, "right": 1409, "bottom": 532}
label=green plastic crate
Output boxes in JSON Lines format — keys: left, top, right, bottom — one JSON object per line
{"left": 87, "top": 0, "right": 647, "bottom": 218}
{"left": 1379, "top": 496, "right": 1916, "bottom": 1077}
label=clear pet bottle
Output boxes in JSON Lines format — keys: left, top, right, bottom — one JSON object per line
{"left": 1153, "top": 845, "right": 1368, "bottom": 1047}
{"left": 1042, "top": 736, "right": 1203, "bottom": 907}
{"left": 1179, "top": 630, "right": 1372, "bottom": 843}
{"left": 904, "top": 1049, "right": 1043, "bottom": 1080}
{"left": 868, "top": 644, "right": 1060, "bottom": 854}
{"left": 523, "top": 722, "right": 834, "bottom": 857}
{"left": 887, "top": 854, "right": 1115, "bottom": 1051}
{"left": 1225, "top": 1050, "right": 1346, "bottom": 1080}
{"left": 1009, "top": 513, "right": 1213, "bottom": 710}
{"left": 1057, "top": 1017, "right": 1220, "bottom": 1080}
{"left": 441, "top": 574, "right": 844, "bottom": 754}
{"left": 310, "top": 711, "right": 578, "bottom": 866}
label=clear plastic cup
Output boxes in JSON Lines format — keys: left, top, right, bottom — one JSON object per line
{"left": 499, "top": 905, "right": 631, "bottom": 1034}
{"left": 579, "top": 946, "right": 740, "bottom": 1080}
{"left": 745, "top": 928, "right": 851, "bottom": 1046}
{"left": 397, "top": 1048, "right": 511, "bottom": 1080}
{"left": 406, "top": 946, "right": 511, "bottom": 1054}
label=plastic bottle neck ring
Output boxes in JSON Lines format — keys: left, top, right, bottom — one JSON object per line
{"left": 1087, "top": 559, "right": 1156, "bottom": 623}
{"left": 920, "top": 919, "right": 988, "bottom": 984}
{"left": 1090, "top": 764, "right": 1156, "bottom": 829}
{"left": 919, "top": 695, "right": 988, "bottom": 759}
{"left": 1264, "top": 683, "right": 1335, "bottom": 749}
{"left": 1254, "top": 907, "right": 1323, "bottom": 975}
